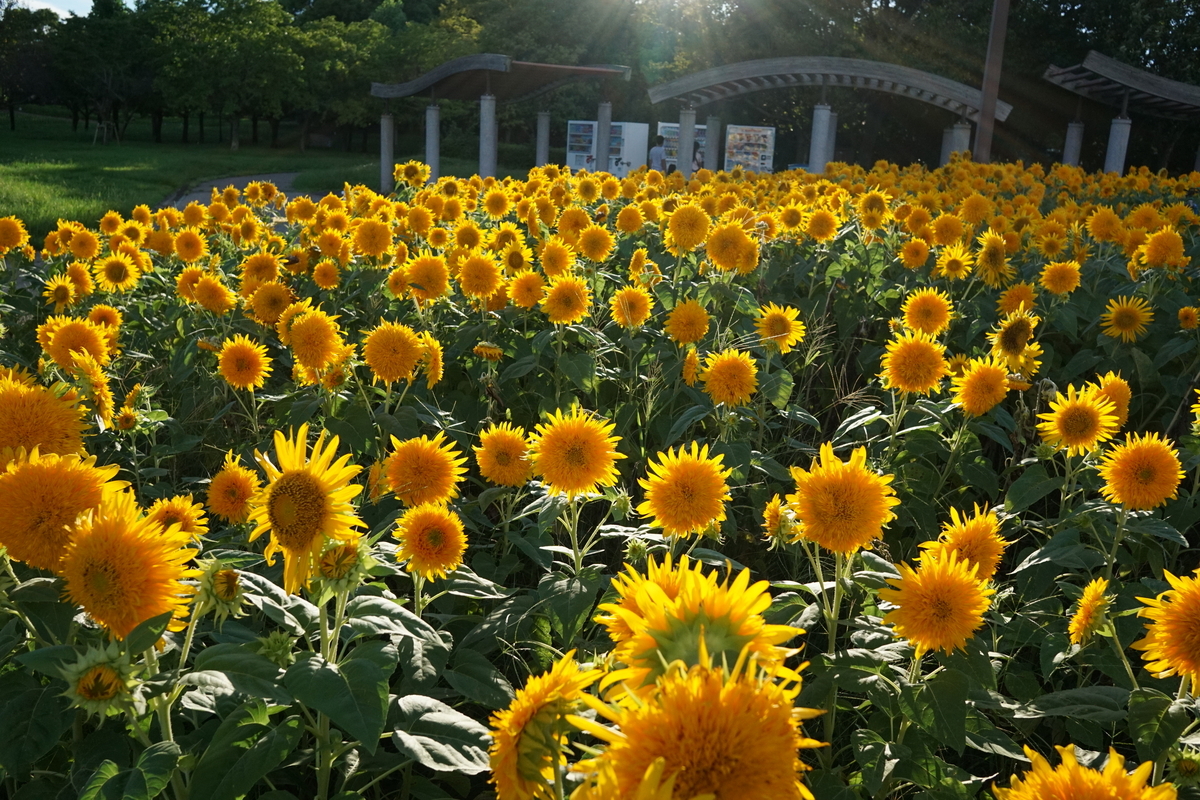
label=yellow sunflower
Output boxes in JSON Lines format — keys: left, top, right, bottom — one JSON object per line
{"left": 539, "top": 236, "right": 576, "bottom": 277}
{"left": 248, "top": 425, "right": 364, "bottom": 595}
{"left": 207, "top": 451, "right": 261, "bottom": 524}
{"left": 919, "top": 503, "right": 1009, "bottom": 581}
{"left": 993, "top": 746, "right": 1177, "bottom": 800}
{"left": 786, "top": 443, "right": 899, "bottom": 554}
{"left": 951, "top": 357, "right": 1009, "bottom": 417}
{"left": 636, "top": 443, "right": 732, "bottom": 539}
{"left": 193, "top": 275, "right": 236, "bottom": 315}
{"left": 88, "top": 304, "right": 123, "bottom": 330}
{"left": 934, "top": 242, "right": 974, "bottom": 280}
{"left": 146, "top": 494, "right": 209, "bottom": 540}
{"left": 474, "top": 422, "right": 532, "bottom": 487}
{"left": 997, "top": 282, "right": 1037, "bottom": 315}
{"left": 974, "top": 230, "right": 1014, "bottom": 287}
{"left": 755, "top": 303, "right": 807, "bottom": 353}
{"left": 249, "top": 282, "right": 294, "bottom": 326}
{"left": 541, "top": 275, "right": 591, "bottom": 325}
{"left": 1094, "top": 371, "right": 1132, "bottom": 427}
{"left": 664, "top": 299, "right": 709, "bottom": 346}
{"left": 879, "top": 330, "right": 947, "bottom": 395}
{"left": 528, "top": 405, "right": 624, "bottom": 499}
{"left": 900, "top": 288, "right": 953, "bottom": 336}
{"left": 666, "top": 203, "right": 710, "bottom": 253}
{"left": 879, "top": 550, "right": 994, "bottom": 656}
{"left": 173, "top": 228, "right": 208, "bottom": 263}
{"left": 1102, "top": 296, "right": 1154, "bottom": 342}
{"left": 577, "top": 224, "right": 615, "bottom": 263}
{"left": 1180, "top": 307, "right": 1199, "bottom": 330}
{"left": 1036, "top": 384, "right": 1119, "bottom": 457}
{"left": 988, "top": 309, "right": 1040, "bottom": 368}
{"left": 363, "top": 320, "right": 423, "bottom": 386}
{"left": 1068, "top": 577, "right": 1111, "bottom": 646}
{"left": 458, "top": 250, "right": 504, "bottom": 300}
{"left": 682, "top": 347, "right": 700, "bottom": 386}
{"left": 394, "top": 503, "right": 467, "bottom": 580}
{"left": 406, "top": 252, "right": 450, "bottom": 303}
{"left": 59, "top": 490, "right": 200, "bottom": 640}
{"left": 0, "top": 378, "right": 87, "bottom": 464}
{"left": 41, "top": 316, "right": 113, "bottom": 370}
{"left": 384, "top": 431, "right": 468, "bottom": 506}
{"left": 1039, "top": 260, "right": 1082, "bottom": 295}
{"left": 610, "top": 284, "right": 655, "bottom": 329}
{"left": 509, "top": 271, "right": 546, "bottom": 309}
{"left": 289, "top": 309, "right": 344, "bottom": 371}
{"left": 1135, "top": 566, "right": 1200, "bottom": 685}
{"left": 899, "top": 238, "right": 930, "bottom": 269}
{"left": 700, "top": 349, "right": 758, "bottom": 407}
{"left": 43, "top": 275, "right": 77, "bottom": 313}
{"left": 1097, "top": 432, "right": 1184, "bottom": 510}
{"left": 217, "top": 334, "right": 272, "bottom": 391}
{"left": 806, "top": 209, "right": 839, "bottom": 242}
{"left": 353, "top": 218, "right": 392, "bottom": 258}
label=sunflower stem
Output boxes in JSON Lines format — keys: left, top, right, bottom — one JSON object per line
{"left": 1106, "top": 623, "right": 1140, "bottom": 690}
{"left": 933, "top": 416, "right": 970, "bottom": 498}
{"left": 412, "top": 574, "right": 426, "bottom": 617}
{"left": 1103, "top": 507, "right": 1129, "bottom": 580}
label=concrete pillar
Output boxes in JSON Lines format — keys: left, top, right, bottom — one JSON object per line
{"left": 479, "top": 93, "right": 497, "bottom": 179}
{"left": 380, "top": 113, "right": 395, "bottom": 194}
{"left": 940, "top": 127, "right": 955, "bottom": 166}
{"left": 950, "top": 121, "right": 972, "bottom": 157}
{"left": 1062, "top": 121, "right": 1084, "bottom": 167}
{"left": 425, "top": 105, "right": 440, "bottom": 182}
{"left": 824, "top": 111, "right": 838, "bottom": 166}
{"left": 595, "top": 101, "right": 612, "bottom": 172}
{"left": 808, "top": 104, "right": 831, "bottom": 173}
{"left": 1104, "top": 117, "right": 1131, "bottom": 174}
{"left": 535, "top": 111, "right": 551, "bottom": 167}
{"left": 704, "top": 115, "right": 721, "bottom": 171}
{"left": 678, "top": 107, "right": 696, "bottom": 179}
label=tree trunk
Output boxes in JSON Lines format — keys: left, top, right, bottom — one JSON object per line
{"left": 251, "top": 114, "right": 258, "bottom": 144}
{"left": 231, "top": 116, "right": 240, "bottom": 151}
{"left": 345, "top": 126, "right": 353, "bottom": 152}
{"left": 199, "top": 111, "right": 205, "bottom": 143}
{"left": 71, "top": 105, "right": 79, "bottom": 131}
{"left": 218, "top": 111, "right": 223, "bottom": 143}
{"left": 270, "top": 117, "right": 280, "bottom": 148}
{"left": 152, "top": 110, "right": 163, "bottom": 143}
{"left": 83, "top": 107, "right": 90, "bottom": 130}
{"left": 182, "top": 110, "right": 190, "bottom": 144}
{"left": 300, "top": 114, "right": 308, "bottom": 152}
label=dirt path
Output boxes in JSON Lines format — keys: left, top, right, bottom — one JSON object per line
{"left": 159, "top": 172, "right": 301, "bottom": 209}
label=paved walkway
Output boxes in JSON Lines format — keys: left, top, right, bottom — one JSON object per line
{"left": 159, "top": 172, "right": 301, "bottom": 209}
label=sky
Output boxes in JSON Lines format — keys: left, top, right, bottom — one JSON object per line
{"left": 21, "top": 0, "right": 96, "bottom": 17}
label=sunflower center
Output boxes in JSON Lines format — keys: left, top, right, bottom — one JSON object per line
{"left": 425, "top": 526, "right": 445, "bottom": 549}
{"left": 998, "top": 319, "right": 1032, "bottom": 353}
{"left": 930, "top": 597, "right": 954, "bottom": 622}
{"left": 1058, "top": 407, "right": 1099, "bottom": 441}
{"left": 77, "top": 665, "right": 122, "bottom": 701}
{"left": 1136, "top": 465, "right": 1157, "bottom": 484}
{"left": 107, "top": 262, "right": 128, "bottom": 283}
{"left": 563, "top": 443, "right": 587, "bottom": 467}
{"left": 267, "top": 471, "right": 329, "bottom": 550}
{"left": 1113, "top": 309, "right": 1138, "bottom": 329}
{"left": 494, "top": 450, "right": 512, "bottom": 466}
{"left": 214, "top": 570, "right": 241, "bottom": 601}
{"left": 83, "top": 560, "right": 120, "bottom": 608}
{"left": 765, "top": 316, "right": 790, "bottom": 337}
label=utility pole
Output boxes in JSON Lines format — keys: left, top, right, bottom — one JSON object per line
{"left": 973, "top": 0, "right": 1010, "bottom": 163}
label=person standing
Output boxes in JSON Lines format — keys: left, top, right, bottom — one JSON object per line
{"left": 648, "top": 135, "right": 667, "bottom": 172}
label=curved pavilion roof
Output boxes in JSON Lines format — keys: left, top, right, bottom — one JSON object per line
{"left": 648, "top": 57, "right": 1012, "bottom": 123}
{"left": 1043, "top": 51, "right": 1200, "bottom": 120}
{"left": 371, "top": 54, "right": 630, "bottom": 105}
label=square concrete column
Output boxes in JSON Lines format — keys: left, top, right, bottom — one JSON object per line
{"left": 949, "top": 121, "right": 972, "bottom": 158}
{"left": 596, "top": 101, "right": 612, "bottom": 172}
{"left": 425, "top": 105, "right": 440, "bottom": 182}
{"left": 1104, "top": 117, "right": 1131, "bottom": 174}
{"left": 535, "top": 111, "right": 551, "bottom": 167}
{"left": 704, "top": 115, "right": 721, "bottom": 171}
{"left": 1062, "top": 121, "right": 1084, "bottom": 166}
{"left": 940, "top": 127, "right": 954, "bottom": 166}
{"left": 678, "top": 107, "right": 697, "bottom": 179}
{"left": 380, "top": 113, "right": 395, "bottom": 194}
{"left": 824, "top": 111, "right": 838, "bottom": 166}
{"left": 808, "top": 104, "right": 831, "bottom": 173}
{"left": 479, "top": 93, "right": 498, "bottom": 179}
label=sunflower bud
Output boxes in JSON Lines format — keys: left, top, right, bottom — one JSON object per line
{"left": 61, "top": 642, "right": 140, "bottom": 718}
{"left": 255, "top": 630, "right": 297, "bottom": 668}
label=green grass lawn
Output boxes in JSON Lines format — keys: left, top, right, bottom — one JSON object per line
{"left": 0, "top": 110, "right": 527, "bottom": 238}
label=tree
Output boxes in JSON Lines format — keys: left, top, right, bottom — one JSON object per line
{"left": 0, "top": 1, "right": 58, "bottom": 130}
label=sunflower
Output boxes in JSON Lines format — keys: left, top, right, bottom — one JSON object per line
{"left": 700, "top": 349, "right": 758, "bottom": 407}
{"left": 1040, "top": 260, "right": 1081, "bottom": 295}
{"left": 474, "top": 422, "right": 532, "bottom": 487}
{"left": 42, "top": 317, "right": 113, "bottom": 370}
{"left": 577, "top": 224, "right": 615, "bottom": 262}
{"left": 900, "top": 288, "right": 953, "bottom": 336}
{"left": 636, "top": 443, "right": 732, "bottom": 539}
{"left": 384, "top": 431, "right": 468, "bottom": 506}
{"left": 509, "top": 271, "right": 547, "bottom": 309}
{"left": 528, "top": 405, "right": 624, "bottom": 499}
{"left": 974, "top": 230, "right": 1014, "bottom": 288}
{"left": 993, "top": 746, "right": 1176, "bottom": 800}
{"left": 396, "top": 160, "right": 431, "bottom": 187}
{"left": 69, "top": 229, "right": 100, "bottom": 260}
{"left": 755, "top": 303, "right": 807, "bottom": 353}
{"left": 173, "top": 228, "right": 208, "bottom": 263}
{"left": 458, "top": 250, "right": 503, "bottom": 299}
{"left": 919, "top": 503, "right": 1009, "bottom": 581}
{"left": 1068, "top": 577, "right": 1111, "bottom": 646}
{"left": 1135, "top": 566, "right": 1200, "bottom": 685}
{"left": 666, "top": 203, "right": 710, "bottom": 253}
{"left": 489, "top": 652, "right": 602, "bottom": 800}
{"left": 394, "top": 503, "right": 467, "bottom": 580}
{"left": 217, "top": 334, "right": 272, "bottom": 391}
{"left": 146, "top": 494, "right": 209, "bottom": 540}
{"left": 1102, "top": 296, "right": 1154, "bottom": 342}
{"left": 193, "top": 275, "right": 236, "bottom": 315}
{"left": 541, "top": 275, "right": 591, "bottom": 325}
{"left": 1097, "top": 432, "right": 1184, "bottom": 510}
{"left": 66, "top": 261, "right": 95, "bottom": 297}
{"left": 539, "top": 236, "right": 576, "bottom": 277}
{"left": 59, "top": 490, "right": 199, "bottom": 640}
{"left": 88, "top": 304, "right": 122, "bottom": 330}
{"left": 363, "top": 321, "right": 423, "bottom": 386}
{"left": 0, "top": 378, "right": 87, "bottom": 463}
{"left": 60, "top": 643, "right": 138, "bottom": 718}
{"left": 406, "top": 252, "right": 450, "bottom": 302}
{"left": 988, "top": 309, "right": 1039, "bottom": 368}
{"left": 1139, "top": 226, "right": 1189, "bottom": 270}
{"left": 879, "top": 330, "right": 947, "bottom": 395}
{"left": 43, "top": 275, "right": 77, "bottom": 313}
{"left": 706, "top": 222, "right": 757, "bottom": 273}
{"left": 665, "top": 299, "right": 709, "bottom": 346}
{"left": 997, "top": 282, "right": 1037, "bottom": 315}
{"left": 419, "top": 332, "right": 442, "bottom": 389}
{"left": 569, "top": 662, "right": 822, "bottom": 800}
{"left": 353, "top": 218, "right": 392, "bottom": 258}
{"left": 1180, "top": 307, "right": 1199, "bottom": 330}
{"left": 899, "top": 238, "right": 930, "bottom": 269}
{"left": 682, "top": 347, "right": 700, "bottom": 386}
{"left": 806, "top": 209, "right": 839, "bottom": 242}
{"left": 289, "top": 309, "right": 344, "bottom": 371}
{"left": 0, "top": 216, "right": 29, "bottom": 253}
{"left": 786, "top": 443, "right": 898, "bottom": 554}
{"left": 952, "top": 357, "right": 1009, "bottom": 417}
{"left": 248, "top": 424, "right": 364, "bottom": 595}
{"left": 879, "top": 550, "right": 993, "bottom": 655}
{"left": 615, "top": 204, "right": 644, "bottom": 234}
{"left": 454, "top": 220, "right": 484, "bottom": 250}
{"left": 249, "top": 282, "right": 294, "bottom": 326}
{"left": 1036, "top": 384, "right": 1119, "bottom": 457}
{"left": 1095, "top": 371, "right": 1132, "bottom": 427}
{"left": 934, "top": 242, "right": 974, "bottom": 280}
{"left": 610, "top": 285, "right": 655, "bottom": 329}
{"left": 480, "top": 187, "right": 510, "bottom": 219}
{"left": 0, "top": 449, "right": 122, "bottom": 571}
{"left": 207, "top": 451, "right": 261, "bottom": 524}
{"left": 312, "top": 260, "right": 340, "bottom": 290}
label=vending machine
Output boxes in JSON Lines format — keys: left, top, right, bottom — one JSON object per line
{"left": 565, "top": 121, "right": 650, "bottom": 177}
{"left": 723, "top": 125, "right": 776, "bottom": 173}
{"left": 656, "top": 122, "right": 708, "bottom": 172}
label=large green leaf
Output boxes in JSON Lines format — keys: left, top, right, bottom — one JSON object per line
{"left": 187, "top": 643, "right": 292, "bottom": 704}
{"left": 285, "top": 652, "right": 389, "bottom": 753}
{"left": 1004, "top": 463, "right": 1059, "bottom": 513}
{"left": 189, "top": 709, "right": 302, "bottom": 800}
{"left": 444, "top": 649, "right": 515, "bottom": 709}
{"left": 1128, "top": 688, "right": 1190, "bottom": 762}
{"left": 924, "top": 669, "right": 969, "bottom": 753}
{"left": 344, "top": 596, "right": 439, "bottom": 643}
{"left": 124, "top": 612, "right": 175, "bottom": 655}
{"left": 390, "top": 695, "right": 491, "bottom": 774}
{"left": 0, "top": 683, "right": 74, "bottom": 777}
{"left": 78, "top": 742, "right": 180, "bottom": 800}
{"left": 1014, "top": 686, "right": 1129, "bottom": 721}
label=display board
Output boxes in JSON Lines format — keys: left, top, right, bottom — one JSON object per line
{"left": 723, "top": 125, "right": 776, "bottom": 173}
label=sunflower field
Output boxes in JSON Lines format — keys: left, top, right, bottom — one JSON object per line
{"left": 1, "top": 153, "right": 1199, "bottom": 800}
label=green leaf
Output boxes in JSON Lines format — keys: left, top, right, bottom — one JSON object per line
{"left": 964, "top": 711, "right": 1028, "bottom": 761}
{"left": 189, "top": 715, "right": 302, "bottom": 800}
{"left": 762, "top": 368, "right": 794, "bottom": 409}
{"left": 924, "top": 669, "right": 969, "bottom": 753}
{"left": 0, "top": 684, "right": 74, "bottom": 777}
{"left": 188, "top": 644, "right": 292, "bottom": 704}
{"left": 14, "top": 644, "right": 78, "bottom": 678}
{"left": 1005, "top": 463, "right": 1059, "bottom": 513}
{"left": 444, "top": 649, "right": 515, "bottom": 709}
{"left": 390, "top": 695, "right": 490, "bottom": 774}
{"left": 78, "top": 761, "right": 122, "bottom": 800}
{"left": 1128, "top": 688, "right": 1190, "bottom": 762}
{"left": 852, "top": 730, "right": 908, "bottom": 795}
{"left": 559, "top": 353, "right": 595, "bottom": 392}
{"left": 1012, "top": 529, "right": 1102, "bottom": 573}
{"left": 663, "top": 404, "right": 710, "bottom": 447}
{"left": 1015, "top": 686, "right": 1130, "bottom": 721}
{"left": 285, "top": 653, "right": 388, "bottom": 753}
{"left": 132, "top": 742, "right": 180, "bottom": 798}
{"left": 68, "top": 742, "right": 179, "bottom": 800}
{"left": 344, "top": 596, "right": 439, "bottom": 644}
{"left": 539, "top": 575, "right": 602, "bottom": 646}
{"left": 499, "top": 355, "right": 538, "bottom": 383}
